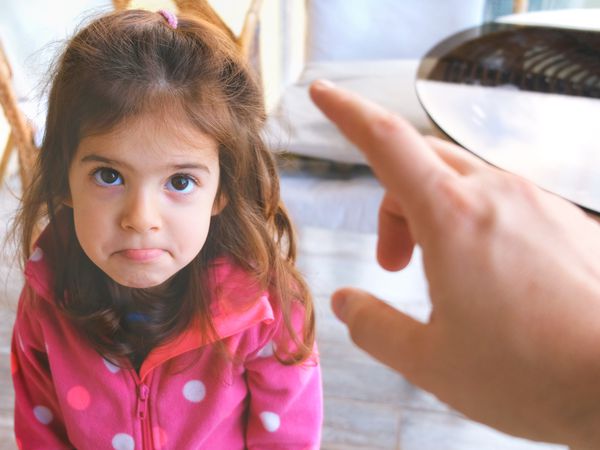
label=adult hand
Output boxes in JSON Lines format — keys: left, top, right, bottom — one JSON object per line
{"left": 309, "top": 80, "right": 600, "bottom": 449}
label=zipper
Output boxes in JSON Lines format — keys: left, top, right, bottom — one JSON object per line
{"left": 138, "top": 383, "right": 153, "bottom": 449}
{"left": 137, "top": 383, "right": 149, "bottom": 420}
{"left": 132, "top": 371, "right": 153, "bottom": 450}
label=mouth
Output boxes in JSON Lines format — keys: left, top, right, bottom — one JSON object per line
{"left": 116, "top": 248, "right": 165, "bottom": 262}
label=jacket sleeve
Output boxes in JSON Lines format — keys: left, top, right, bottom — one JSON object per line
{"left": 11, "top": 286, "right": 73, "bottom": 449}
{"left": 244, "top": 300, "right": 323, "bottom": 449}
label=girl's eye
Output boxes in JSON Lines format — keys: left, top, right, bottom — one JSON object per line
{"left": 167, "top": 175, "right": 196, "bottom": 194}
{"left": 93, "top": 168, "right": 122, "bottom": 186}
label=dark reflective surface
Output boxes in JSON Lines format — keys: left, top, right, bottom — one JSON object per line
{"left": 417, "top": 21, "right": 600, "bottom": 214}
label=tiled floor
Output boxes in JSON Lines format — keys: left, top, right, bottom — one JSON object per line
{"left": 295, "top": 227, "right": 567, "bottom": 450}
{"left": 0, "top": 175, "right": 568, "bottom": 450}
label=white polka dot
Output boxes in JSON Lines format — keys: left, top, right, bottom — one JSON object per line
{"left": 30, "top": 247, "right": 43, "bottom": 262}
{"left": 33, "top": 405, "right": 53, "bottom": 424}
{"left": 257, "top": 341, "right": 274, "bottom": 358}
{"left": 182, "top": 380, "right": 206, "bottom": 403}
{"left": 112, "top": 433, "right": 135, "bottom": 450}
{"left": 103, "top": 358, "right": 120, "bottom": 374}
{"left": 260, "top": 411, "right": 280, "bottom": 432}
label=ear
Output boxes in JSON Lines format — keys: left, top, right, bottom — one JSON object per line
{"left": 211, "top": 192, "right": 227, "bottom": 216}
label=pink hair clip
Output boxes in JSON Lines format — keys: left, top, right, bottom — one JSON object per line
{"left": 158, "top": 9, "right": 178, "bottom": 29}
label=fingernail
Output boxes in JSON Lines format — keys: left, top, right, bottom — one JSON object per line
{"left": 312, "top": 79, "right": 336, "bottom": 91}
{"left": 331, "top": 291, "right": 348, "bottom": 323}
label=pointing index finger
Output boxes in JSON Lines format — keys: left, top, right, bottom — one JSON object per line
{"left": 309, "top": 80, "right": 455, "bottom": 224}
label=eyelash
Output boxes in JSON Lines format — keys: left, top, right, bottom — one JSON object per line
{"left": 90, "top": 167, "right": 200, "bottom": 194}
{"left": 91, "top": 167, "right": 122, "bottom": 187}
{"left": 167, "top": 173, "right": 199, "bottom": 194}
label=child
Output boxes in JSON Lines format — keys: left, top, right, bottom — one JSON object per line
{"left": 10, "top": 9, "right": 322, "bottom": 449}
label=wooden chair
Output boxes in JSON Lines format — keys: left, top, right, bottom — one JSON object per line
{"left": 0, "top": 41, "right": 36, "bottom": 189}
{"left": 112, "top": 0, "right": 264, "bottom": 60}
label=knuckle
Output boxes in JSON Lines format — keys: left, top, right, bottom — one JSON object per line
{"left": 433, "top": 174, "right": 494, "bottom": 230}
{"left": 510, "top": 174, "right": 540, "bottom": 203}
{"left": 495, "top": 171, "right": 544, "bottom": 215}
{"left": 423, "top": 135, "right": 445, "bottom": 147}
{"left": 434, "top": 175, "right": 474, "bottom": 214}
{"left": 366, "top": 111, "right": 406, "bottom": 140}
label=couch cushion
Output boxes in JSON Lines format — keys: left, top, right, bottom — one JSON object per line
{"left": 266, "top": 59, "right": 433, "bottom": 165}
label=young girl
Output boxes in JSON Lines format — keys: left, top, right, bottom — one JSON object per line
{"left": 10, "top": 9, "right": 322, "bottom": 449}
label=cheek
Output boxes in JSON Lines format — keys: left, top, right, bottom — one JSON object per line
{"left": 72, "top": 212, "right": 102, "bottom": 257}
{"left": 71, "top": 200, "right": 114, "bottom": 255}
{"left": 170, "top": 203, "right": 214, "bottom": 254}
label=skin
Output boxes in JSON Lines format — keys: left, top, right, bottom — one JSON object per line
{"left": 309, "top": 80, "right": 600, "bottom": 449}
{"left": 67, "top": 113, "right": 223, "bottom": 289}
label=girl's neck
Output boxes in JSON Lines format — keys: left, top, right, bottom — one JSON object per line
{"left": 102, "top": 268, "right": 190, "bottom": 371}
{"left": 107, "top": 274, "right": 179, "bottom": 301}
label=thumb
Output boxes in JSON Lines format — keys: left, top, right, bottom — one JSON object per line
{"left": 331, "top": 288, "right": 428, "bottom": 379}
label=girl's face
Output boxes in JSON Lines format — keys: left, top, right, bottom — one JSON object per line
{"left": 67, "top": 113, "right": 223, "bottom": 288}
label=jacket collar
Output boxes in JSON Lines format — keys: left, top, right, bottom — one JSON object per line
{"left": 25, "top": 222, "right": 274, "bottom": 380}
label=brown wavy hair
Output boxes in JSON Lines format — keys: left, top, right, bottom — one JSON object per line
{"left": 13, "top": 9, "right": 314, "bottom": 368}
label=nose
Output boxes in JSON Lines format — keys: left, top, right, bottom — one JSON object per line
{"left": 120, "top": 188, "right": 161, "bottom": 233}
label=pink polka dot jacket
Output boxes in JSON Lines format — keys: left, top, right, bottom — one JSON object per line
{"left": 11, "top": 231, "right": 323, "bottom": 449}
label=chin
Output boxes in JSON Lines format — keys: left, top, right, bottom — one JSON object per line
{"left": 119, "top": 280, "right": 164, "bottom": 289}
{"left": 110, "top": 272, "right": 172, "bottom": 289}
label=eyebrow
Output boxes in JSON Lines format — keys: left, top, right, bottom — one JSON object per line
{"left": 80, "top": 154, "right": 211, "bottom": 173}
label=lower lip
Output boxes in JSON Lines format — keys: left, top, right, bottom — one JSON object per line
{"left": 118, "top": 249, "right": 165, "bottom": 262}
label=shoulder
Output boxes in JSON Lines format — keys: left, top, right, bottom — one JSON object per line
{"left": 205, "top": 256, "right": 279, "bottom": 343}
{"left": 206, "top": 257, "right": 296, "bottom": 350}
{"left": 207, "top": 256, "right": 280, "bottom": 316}
{"left": 23, "top": 213, "right": 72, "bottom": 303}
{"left": 207, "top": 257, "right": 313, "bottom": 359}
{"left": 14, "top": 282, "right": 61, "bottom": 353}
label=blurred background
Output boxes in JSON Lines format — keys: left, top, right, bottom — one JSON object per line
{"left": 1, "top": 1, "right": 599, "bottom": 449}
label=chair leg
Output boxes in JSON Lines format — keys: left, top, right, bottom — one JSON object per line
{"left": 112, "top": 0, "right": 132, "bottom": 10}
{"left": 0, "top": 74, "right": 36, "bottom": 190}
{"left": 513, "top": 0, "right": 528, "bottom": 13}
{"left": 173, "top": 0, "right": 236, "bottom": 42}
{"left": 0, "top": 131, "right": 14, "bottom": 186}
{"left": 17, "top": 149, "right": 31, "bottom": 191}
{"left": 239, "top": 0, "right": 264, "bottom": 58}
